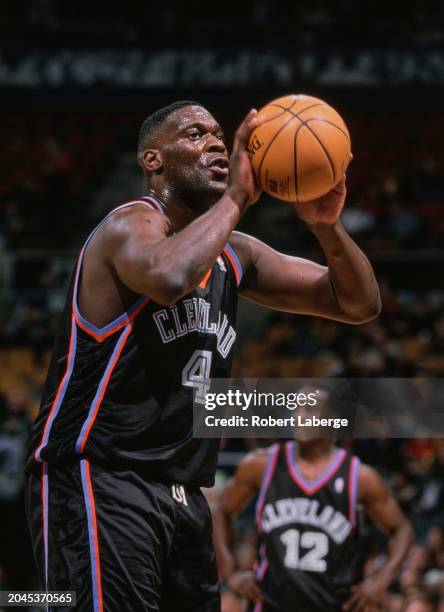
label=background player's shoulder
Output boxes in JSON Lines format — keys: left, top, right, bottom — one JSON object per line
{"left": 236, "top": 446, "right": 275, "bottom": 488}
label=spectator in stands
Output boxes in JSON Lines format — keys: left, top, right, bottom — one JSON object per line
{"left": 0, "top": 386, "right": 34, "bottom": 589}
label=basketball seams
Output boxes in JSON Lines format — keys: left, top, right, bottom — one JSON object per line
{"left": 269, "top": 96, "right": 300, "bottom": 113}
{"left": 254, "top": 96, "right": 350, "bottom": 202}
{"left": 293, "top": 122, "right": 307, "bottom": 203}
{"left": 257, "top": 114, "right": 299, "bottom": 192}
{"left": 299, "top": 122, "right": 337, "bottom": 184}
{"left": 305, "top": 118, "right": 351, "bottom": 143}
{"left": 258, "top": 106, "right": 289, "bottom": 127}
{"left": 256, "top": 100, "right": 316, "bottom": 196}
{"left": 277, "top": 102, "right": 327, "bottom": 119}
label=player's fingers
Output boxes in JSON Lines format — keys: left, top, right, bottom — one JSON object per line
{"left": 250, "top": 581, "right": 263, "bottom": 602}
{"left": 345, "top": 152, "right": 353, "bottom": 171}
{"left": 233, "top": 109, "right": 258, "bottom": 149}
{"left": 351, "top": 596, "right": 370, "bottom": 612}
{"left": 342, "top": 592, "right": 360, "bottom": 610}
{"left": 243, "top": 579, "right": 261, "bottom": 602}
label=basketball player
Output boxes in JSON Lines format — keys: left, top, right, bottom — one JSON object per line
{"left": 213, "top": 389, "right": 413, "bottom": 612}
{"left": 25, "top": 101, "right": 381, "bottom": 611}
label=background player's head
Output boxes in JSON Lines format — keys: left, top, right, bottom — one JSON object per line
{"left": 137, "top": 101, "right": 228, "bottom": 212}
{"left": 294, "top": 384, "right": 335, "bottom": 448}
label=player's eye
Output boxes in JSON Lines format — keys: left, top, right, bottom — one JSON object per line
{"left": 216, "top": 132, "right": 225, "bottom": 142}
{"left": 187, "top": 130, "right": 201, "bottom": 140}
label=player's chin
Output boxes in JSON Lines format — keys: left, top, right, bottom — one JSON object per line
{"left": 197, "top": 176, "right": 229, "bottom": 199}
{"left": 207, "top": 178, "right": 229, "bottom": 194}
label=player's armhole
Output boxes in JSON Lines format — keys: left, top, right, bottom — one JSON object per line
{"left": 228, "top": 232, "right": 257, "bottom": 289}
{"left": 348, "top": 456, "right": 361, "bottom": 529}
{"left": 254, "top": 444, "right": 280, "bottom": 528}
{"left": 73, "top": 202, "right": 166, "bottom": 343}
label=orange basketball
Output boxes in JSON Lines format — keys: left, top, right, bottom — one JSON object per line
{"left": 247, "top": 94, "right": 351, "bottom": 203}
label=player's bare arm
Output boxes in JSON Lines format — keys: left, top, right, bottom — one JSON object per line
{"left": 230, "top": 178, "right": 382, "bottom": 325}
{"left": 212, "top": 449, "right": 268, "bottom": 602}
{"left": 79, "top": 109, "right": 259, "bottom": 322}
{"left": 342, "top": 464, "right": 413, "bottom": 612}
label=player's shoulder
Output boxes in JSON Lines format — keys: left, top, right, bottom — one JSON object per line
{"left": 109, "top": 199, "right": 167, "bottom": 224}
{"left": 356, "top": 461, "right": 388, "bottom": 502}
{"left": 101, "top": 199, "right": 171, "bottom": 242}
{"left": 230, "top": 230, "right": 257, "bottom": 251}
{"left": 236, "top": 445, "right": 275, "bottom": 486}
{"left": 229, "top": 231, "right": 262, "bottom": 282}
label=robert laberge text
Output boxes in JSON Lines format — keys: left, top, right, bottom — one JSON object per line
{"left": 204, "top": 415, "right": 349, "bottom": 429}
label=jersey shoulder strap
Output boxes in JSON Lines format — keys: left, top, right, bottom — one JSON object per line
{"left": 72, "top": 195, "right": 165, "bottom": 342}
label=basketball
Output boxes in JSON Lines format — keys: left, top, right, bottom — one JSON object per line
{"left": 248, "top": 94, "right": 351, "bottom": 203}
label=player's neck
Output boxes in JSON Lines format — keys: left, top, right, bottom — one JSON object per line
{"left": 147, "top": 187, "right": 212, "bottom": 232}
{"left": 295, "top": 439, "right": 335, "bottom": 462}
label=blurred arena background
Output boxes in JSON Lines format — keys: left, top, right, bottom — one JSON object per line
{"left": 1, "top": 2, "right": 444, "bottom": 610}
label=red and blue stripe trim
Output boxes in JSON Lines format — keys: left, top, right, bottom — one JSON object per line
{"left": 73, "top": 286, "right": 149, "bottom": 344}
{"left": 75, "top": 324, "right": 131, "bottom": 454}
{"left": 34, "top": 197, "right": 161, "bottom": 460}
{"left": 285, "top": 442, "right": 346, "bottom": 496}
{"left": 80, "top": 459, "right": 104, "bottom": 612}
{"left": 41, "top": 463, "right": 49, "bottom": 601}
{"left": 72, "top": 197, "right": 161, "bottom": 344}
{"left": 223, "top": 243, "right": 243, "bottom": 286}
{"left": 253, "top": 558, "right": 268, "bottom": 612}
{"left": 348, "top": 456, "right": 360, "bottom": 528}
{"left": 35, "top": 317, "right": 78, "bottom": 462}
{"left": 255, "top": 444, "right": 280, "bottom": 531}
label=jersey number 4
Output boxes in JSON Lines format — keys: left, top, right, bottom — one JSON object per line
{"left": 182, "top": 350, "right": 212, "bottom": 404}
{"left": 280, "top": 528, "right": 328, "bottom": 572}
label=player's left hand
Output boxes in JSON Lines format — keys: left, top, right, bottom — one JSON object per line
{"left": 342, "top": 572, "right": 389, "bottom": 612}
{"left": 292, "top": 174, "right": 348, "bottom": 229}
{"left": 227, "top": 570, "right": 263, "bottom": 603}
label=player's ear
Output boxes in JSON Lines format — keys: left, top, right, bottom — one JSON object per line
{"left": 138, "top": 149, "right": 163, "bottom": 175}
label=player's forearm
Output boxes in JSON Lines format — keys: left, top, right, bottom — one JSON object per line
{"left": 378, "top": 519, "right": 414, "bottom": 584}
{"left": 142, "top": 187, "right": 248, "bottom": 305}
{"left": 211, "top": 503, "right": 238, "bottom": 580}
{"left": 310, "top": 221, "right": 381, "bottom": 323}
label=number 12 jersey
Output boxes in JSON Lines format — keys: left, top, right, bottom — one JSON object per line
{"left": 254, "top": 442, "right": 364, "bottom": 612}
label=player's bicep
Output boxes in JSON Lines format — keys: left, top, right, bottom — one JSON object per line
{"left": 221, "top": 450, "right": 266, "bottom": 516}
{"left": 108, "top": 209, "right": 171, "bottom": 296}
{"left": 237, "top": 233, "right": 337, "bottom": 317}
{"left": 221, "top": 477, "right": 256, "bottom": 516}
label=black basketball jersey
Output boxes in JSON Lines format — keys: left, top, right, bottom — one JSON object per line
{"left": 254, "top": 442, "right": 363, "bottom": 612}
{"left": 26, "top": 195, "right": 241, "bottom": 486}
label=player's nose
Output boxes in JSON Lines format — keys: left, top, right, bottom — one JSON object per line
{"left": 206, "top": 134, "right": 227, "bottom": 154}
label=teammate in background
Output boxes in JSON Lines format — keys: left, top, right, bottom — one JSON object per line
{"left": 26, "top": 101, "right": 381, "bottom": 611}
{"left": 214, "top": 389, "right": 413, "bottom": 612}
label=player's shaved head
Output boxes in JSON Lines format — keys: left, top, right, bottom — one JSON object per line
{"left": 137, "top": 100, "right": 204, "bottom": 156}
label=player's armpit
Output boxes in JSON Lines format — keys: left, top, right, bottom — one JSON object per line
{"left": 103, "top": 206, "right": 179, "bottom": 304}
{"left": 231, "top": 231, "right": 342, "bottom": 320}
{"left": 231, "top": 225, "right": 380, "bottom": 324}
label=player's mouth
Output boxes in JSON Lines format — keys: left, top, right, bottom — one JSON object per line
{"left": 205, "top": 156, "right": 229, "bottom": 178}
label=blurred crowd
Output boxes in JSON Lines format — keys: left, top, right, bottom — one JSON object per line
{"left": 2, "top": 0, "right": 444, "bottom": 48}
{"left": 233, "top": 283, "right": 444, "bottom": 379}
{"left": 0, "top": 114, "right": 137, "bottom": 251}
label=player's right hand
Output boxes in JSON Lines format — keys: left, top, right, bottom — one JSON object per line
{"left": 229, "top": 109, "right": 262, "bottom": 206}
{"left": 227, "top": 569, "right": 263, "bottom": 602}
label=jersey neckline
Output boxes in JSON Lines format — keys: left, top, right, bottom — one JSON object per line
{"left": 285, "top": 441, "right": 346, "bottom": 496}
